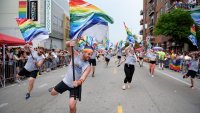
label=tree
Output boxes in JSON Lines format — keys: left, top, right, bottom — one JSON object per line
{"left": 153, "top": 9, "right": 194, "bottom": 43}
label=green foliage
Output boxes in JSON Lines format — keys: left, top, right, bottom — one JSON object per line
{"left": 153, "top": 9, "right": 194, "bottom": 42}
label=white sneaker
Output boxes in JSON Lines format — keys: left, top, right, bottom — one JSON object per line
{"left": 16, "top": 79, "right": 22, "bottom": 84}
{"left": 122, "top": 84, "right": 126, "bottom": 90}
{"left": 152, "top": 75, "right": 154, "bottom": 77}
{"left": 127, "top": 83, "right": 130, "bottom": 89}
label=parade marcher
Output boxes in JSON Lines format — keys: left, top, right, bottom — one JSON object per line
{"left": 138, "top": 50, "right": 144, "bottom": 67}
{"left": 49, "top": 41, "right": 92, "bottom": 113}
{"left": 148, "top": 49, "right": 157, "bottom": 77}
{"left": 122, "top": 44, "right": 137, "bottom": 90}
{"left": 183, "top": 55, "right": 199, "bottom": 89}
{"left": 105, "top": 49, "right": 112, "bottom": 67}
{"left": 116, "top": 48, "right": 122, "bottom": 66}
{"left": 16, "top": 44, "right": 45, "bottom": 100}
{"left": 89, "top": 45, "right": 97, "bottom": 77}
{"left": 96, "top": 51, "right": 100, "bottom": 62}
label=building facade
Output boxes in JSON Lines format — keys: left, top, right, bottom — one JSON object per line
{"left": 141, "top": 0, "right": 199, "bottom": 50}
{"left": 0, "top": 0, "right": 70, "bottom": 50}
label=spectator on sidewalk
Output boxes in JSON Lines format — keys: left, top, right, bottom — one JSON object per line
{"left": 157, "top": 50, "right": 166, "bottom": 70}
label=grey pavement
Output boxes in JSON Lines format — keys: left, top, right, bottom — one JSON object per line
{"left": 0, "top": 57, "right": 200, "bottom": 113}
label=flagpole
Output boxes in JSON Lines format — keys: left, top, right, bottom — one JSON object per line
{"left": 71, "top": 45, "right": 76, "bottom": 100}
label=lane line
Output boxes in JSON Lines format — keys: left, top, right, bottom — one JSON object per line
{"left": 118, "top": 105, "right": 123, "bottom": 113}
{"left": 143, "top": 63, "right": 200, "bottom": 90}
{"left": 0, "top": 103, "right": 8, "bottom": 108}
{"left": 156, "top": 69, "right": 200, "bottom": 90}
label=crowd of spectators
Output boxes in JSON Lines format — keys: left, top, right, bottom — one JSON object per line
{"left": 0, "top": 46, "right": 71, "bottom": 87}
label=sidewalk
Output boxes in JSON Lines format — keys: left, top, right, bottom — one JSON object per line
{"left": 143, "top": 62, "right": 200, "bottom": 90}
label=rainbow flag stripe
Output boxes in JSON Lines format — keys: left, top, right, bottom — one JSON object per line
{"left": 19, "top": 1, "right": 27, "bottom": 18}
{"left": 123, "top": 22, "right": 135, "bottom": 43}
{"left": 69, "top": 0, "right": 114, "bottom": 40}
{"left": 16, "top": 18, "right": 48, "bottom": 42}
{"left": 191, "top": 24, "right": 196, "bottom": 36}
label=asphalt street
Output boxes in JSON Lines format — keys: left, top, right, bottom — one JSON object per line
{"left": 0, "top": 57, "right": 200, "bottom": 113}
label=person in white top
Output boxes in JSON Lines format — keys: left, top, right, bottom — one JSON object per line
{"left": 138, "top": 50, "right": 144, "bottom": 67}
{"left": 16, "top": 44, "right": 45, "bottom": 100}
{"left": 49, "top": 41, "right": 92, "bottom": 113}
{"left": 183, "top": 55, "right": 199, "bottom": 89}
{"left": 105, "top": 49, "right": 112, "bottom": 67}
{"left": 121, "top": 44, "right": 138, "bottom": 90}
{"left": 89, "top": 45, "right": 97, "bottom": 77}
{"left": 147, "top": 49, "right": 157, "bottom": 77}
{"left": 116, "top": 48, "right": 122, "bottom": 66}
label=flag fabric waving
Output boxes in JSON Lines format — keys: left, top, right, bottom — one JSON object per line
{"left": 78, "top": 36, "right": 95, "bottom": 49}
{"left": 123, "top": 22, "right": 135, "bottom": 44}
{"left": 191, "top": 24, "right": 196, "bottom": 36}
{"left": 16, "top": 18, "right": 48, "bottom": 42}
{"left": 188, "top": 34, "right": 198, "bottom": 47}
{"left": 188, "top": 24, "right": 198, "bottom": 47}
{"left": 69, "top": 0, "right": 114, "bottom": 41}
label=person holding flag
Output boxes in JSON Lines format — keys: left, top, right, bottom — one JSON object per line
{"left": 121, "top": 43, "right": 138, "bottom": 90}
{"left": 49, "top": 41, "right": 92, "bottom": 113}
{"left": 16, "top": 44, "right": 45, "bottom": 100}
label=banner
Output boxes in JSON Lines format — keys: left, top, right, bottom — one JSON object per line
{"left": 19, "top": 1, "right": 27, "bottom": 18}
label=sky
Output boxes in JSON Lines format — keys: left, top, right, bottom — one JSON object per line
{"left": 85, "top": 0, "right": 143, "bottom": 44}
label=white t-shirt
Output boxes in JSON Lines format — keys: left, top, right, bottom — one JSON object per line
{"left": 24, "top": 50, "right": 44, "bottom": 71}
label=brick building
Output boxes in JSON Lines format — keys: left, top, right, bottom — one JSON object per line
{"left": 140, "top": 0, "right": 199, "bottom": 51}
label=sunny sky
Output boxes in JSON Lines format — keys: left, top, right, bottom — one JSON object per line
{"left": 85, "top": 0, "right": 143, "bottom": 44}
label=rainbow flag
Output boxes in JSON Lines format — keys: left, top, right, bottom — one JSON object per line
{"left": 78, "top": 36, "right": 94, "bottom": 49}
{"left": 19, "top": 1, "right": 27, "bottom": 18}
{"left": 118, "top": 40, "right": 124, "bottom": 49}
{"left": 16, "top": 18, "right": 49, "bottom": 42}
{"left": 191, "top": 24, "right": 196, "bottom": 36}
{"left": 69, "top": 0, "right": 114, "bottom": 40}
{"left": 123, "top": 22, "right": 135, "bottom": 44}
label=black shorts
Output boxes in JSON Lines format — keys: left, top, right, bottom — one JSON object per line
{"left": 150, "top": 61, "right": 156, "bottom": 64}
{"left": 18, "top": 68, "right": 39, "bottom": 79}
{"left": 89, "top": 59, "right": 96, "bottom": 66}
{"left": 54, "top": 81, "right": 82, "bottom": 100}
{"left": 186, "top": 70, "right": 197, "bottom": 78}
{"left": 117, "top": 56, "right": 121, "bottom": 59}
{"left": 139, "top": 57, "right": 143, "bottom": 60}
{"left": 105, "top": 58, "right": 110, "bottom": 62}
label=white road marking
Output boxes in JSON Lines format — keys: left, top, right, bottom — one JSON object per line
{"left": 38, "top": 83, "right": 47, "bottom": 88}
{"left": 156, "top": 68, "right": 200, "bottom": 90}
{"left": 0, "top": 103, "right": 8, "bottom": 108}
{"left": 143, "top": 63, "right": 200, "bottom": 90}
